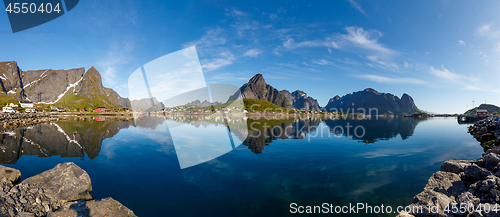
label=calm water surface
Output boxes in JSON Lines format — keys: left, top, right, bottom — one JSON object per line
{"left": 0, "top": 116, "right": 483, "bottom": 216}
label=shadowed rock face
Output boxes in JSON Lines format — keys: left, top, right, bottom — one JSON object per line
{"left": 229, "top": 74, "right": 293, "bottom": 109}
{"left": 0, "top": 61, "right": 129, "bottom": 108}
{"left": 280, "top": 90, "right": 320, "bottom": 110}
{"left": 324, "top": 88, "right": 419, "bottom": 115}
{"left": 0, "top": 117, "right": 166, "bottom": 164}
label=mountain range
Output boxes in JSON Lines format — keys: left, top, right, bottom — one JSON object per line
{"left": 1, "top": 61, "right": 420, "bottom": 114}
{"left": 231, "top": 74, "right": 419, "bottom": 115}
{"left": 0, "top": 61, "right": 130, "bottom": 110}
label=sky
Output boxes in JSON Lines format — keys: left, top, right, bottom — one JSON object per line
{"left": 1, "top": 0, "right": 500, "bottom": 114}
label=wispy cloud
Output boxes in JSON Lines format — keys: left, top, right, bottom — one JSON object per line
{"left": 243, "top": 49, "right": 262, "bottom": 57}
{"left": 341, "top": 26, "right": 394, "bottom": 55}
{"left": 367, "top": 56, "right": 398, "bottom": 69}
{"left": 201, "top": 50, "right": 235, "bottom": 71}
{"left": 282, "top": 38, "right": 338, "bottom": 50}
{"left": 404, "top": 61, "right": 412, "bottom": 68}
{"left": 355, "top": 74, "right": 427, "bottom": 85}
{"left": 475, "top": 24, "right": 500, "bottom": 38}
{"left": 458, "top": 40, "right": 466, "bottom": 46}
{"left": 98, "top": 41, "right": 134, "bottom": 85}
{"left": 347, "top": 0, "right": 367, "bottom": 16}
{"left": 428, "top": 65, "right": 481, "bottom": 90}
{"left": 183, "top": 27, "right": 227, "bottom": 48}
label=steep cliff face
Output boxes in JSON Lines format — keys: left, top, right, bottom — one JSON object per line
{"left": 324, "top": 88, "right": 419, "bottom": 115}
{"left": 0, "top": 61, "right": 129, "bottom": 109}
{"left": 280, "top": 90, "right": 320, "bottom": 110}
{"left": 230, "top": 74, "right": 293, "bottom": 109}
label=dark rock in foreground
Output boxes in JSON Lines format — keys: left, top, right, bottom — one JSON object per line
{"left": 0, "top": 163, "right": 136, "bottom": 217}
{"left": 399, "top": 151, "right": 500, "bottom": 217}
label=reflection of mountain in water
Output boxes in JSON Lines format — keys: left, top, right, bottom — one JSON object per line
{"left": 0, "top": 116, "right": 166, "bottom": 164}
{"left": 324, "top": 117, "right": 425, "bottom": 143}
{"left": 243, "top": 120, "right": 320, "bottom": 154}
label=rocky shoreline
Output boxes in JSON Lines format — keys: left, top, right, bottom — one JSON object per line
{"left": 398, "top": 117, "right": 500, "bottom": 217}
{"left": 0, "top": 114, "right": 58, "bottom": 130}
{"left": 468, "top": 117, "right": 500, "bottom": 151}
{"left": 0, "top": 162, "right": 136, "bottom": 217}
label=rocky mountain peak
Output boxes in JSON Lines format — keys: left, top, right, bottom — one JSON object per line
{"left": 230, "top": 73, "right": 293, "bottom": 109}
{"left": 248, "top": 74, "right": 266, "bottom": 88}
{"left": 364, "top": 88, "right": 380, "bottom": 94}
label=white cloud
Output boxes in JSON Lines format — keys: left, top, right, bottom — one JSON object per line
{"left": 312, "top": 59, "right": 329, "bottom": 65}
{"left": 183, "top": 28, "right": 227, "bottom": 48}
{"left": 475, "top": 24, "right": 500, "bottom": 38}
{"left": 225, "top": 9, "right": 249, "bottom": 17}
{"left": 403, "top": 61, "right": 413, "bottom": 69}
{"left": 98, "top": 41, "right": 134, "bottom": 85}
{"left": 211, "top": 73, "right": 248, "bottom": 81}
{"left": 282, "top": 38, "right": 338, "bottom": 50}
{"left": 367, "top": 56, "right": 398, "bottom": 69}
{"left": 201, "top": 51, "right": 235, "bottom": 71}
{"left": 429, "top": 65, "right": 479, "bottom": 87}
{"left": 458, "top": 40, "right": 465, "bottom": 45}
{"left": 347, "top": 0, "right": 367, "bottom": 16}
{"left": 243, "top": 49, "right": 262, "bottom": 57}
{"left": 355, "top": 74, "right": 427, "bottom": 85}
{"left": 341, "top": 26, "right": 394, "bottom": 55}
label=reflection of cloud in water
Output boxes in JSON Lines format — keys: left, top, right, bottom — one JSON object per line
{"left": 357, "top": 148, "right": 427, "bottom": 158}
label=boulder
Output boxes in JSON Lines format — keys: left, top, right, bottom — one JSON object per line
{"left": 48, "top": 197, "right": 137, "bottom": 217}
{"left": 464, "top": 164, "right": 493, "bottom": 181}
{"left": 484, "top": 153, "right": 500, "bottom": 163}
{"left": 440, "top": 160, "right": 470, "bottom": 174}
{"left": 0, "top": 165, "right": 21, "bottom": 184}
{"left": 21, "top": 162, "right": 92, "bottom": 203}
{"left": 408, "top": 189, "right": 454, "bottom": 217}
{"left": 424, "top": 171, "right": 466, "bottom": 197}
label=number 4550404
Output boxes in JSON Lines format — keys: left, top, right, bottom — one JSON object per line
{"left": 5, "top": 3, "right": 61, "bottom": 14}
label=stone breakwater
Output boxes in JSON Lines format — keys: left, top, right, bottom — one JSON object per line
{"left": 468, "top": 116, "right": 500, "bottom": 151}
{"left": 0, "top": 114, "right": 58, "bottom": 130}
{"left": 397, "top": 151, "right": 500, "bottom": 217}
{"left": 0, "top": 163, "right": 136, "bottom": 217}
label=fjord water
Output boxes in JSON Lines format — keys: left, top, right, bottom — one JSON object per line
{"left": 0, "top": 117, "right": 483, "bottom": 216}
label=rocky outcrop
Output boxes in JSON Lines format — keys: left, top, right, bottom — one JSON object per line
{"left": 324, "top": 88, "right": 419, "bottom": 115}
{"left": 48, "top": 198, "right": 136, "bottom": 217}
{"left": 468, "top": 116, "right": 500, "bottom": 151}
{"left": 0, "top": 61, "right": 128, "bottom": 109}
{"left": 404, "top": 153, "right": 500, "bottom": 216}
{"left": 21, "top": 162, "right": 92, "bottom": 203}
{"left": 229, "top": 74, "right": 293, "bottom": 109}
{"left": 0, "top": 163, "right": 136, "bottom": 217}
{"left": 280, "top": 90, "right": 320, "bottom": 110}
{"left": 0, "top": 165, "right": 20, "bottom": 184}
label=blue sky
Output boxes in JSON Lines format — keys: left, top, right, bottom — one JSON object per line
{"left": 1, "top": 0, "right": 500, "bottom": 113}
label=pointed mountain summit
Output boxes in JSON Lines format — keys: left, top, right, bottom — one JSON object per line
{"left": 281, "top": 90, "right": 320, "bottom": 110}
{"left": 0, "top": 61, "right": 129, "bottom": 109}
{"left": 229, "top": 74, "right": 293, "bottom": 109}
{"left": 324, "top": 88, "right": 419, "bottom": 115}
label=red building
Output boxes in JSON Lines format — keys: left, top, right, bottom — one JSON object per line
{"left": 94, "top": 107, "right": 106, "bottom": 112}
{"left": 476, "top": 109, "right": 488, "bottom": 116}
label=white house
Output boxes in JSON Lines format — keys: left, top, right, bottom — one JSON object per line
{"left": 20, "top": 101, "right": 34, "bottom": 108}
